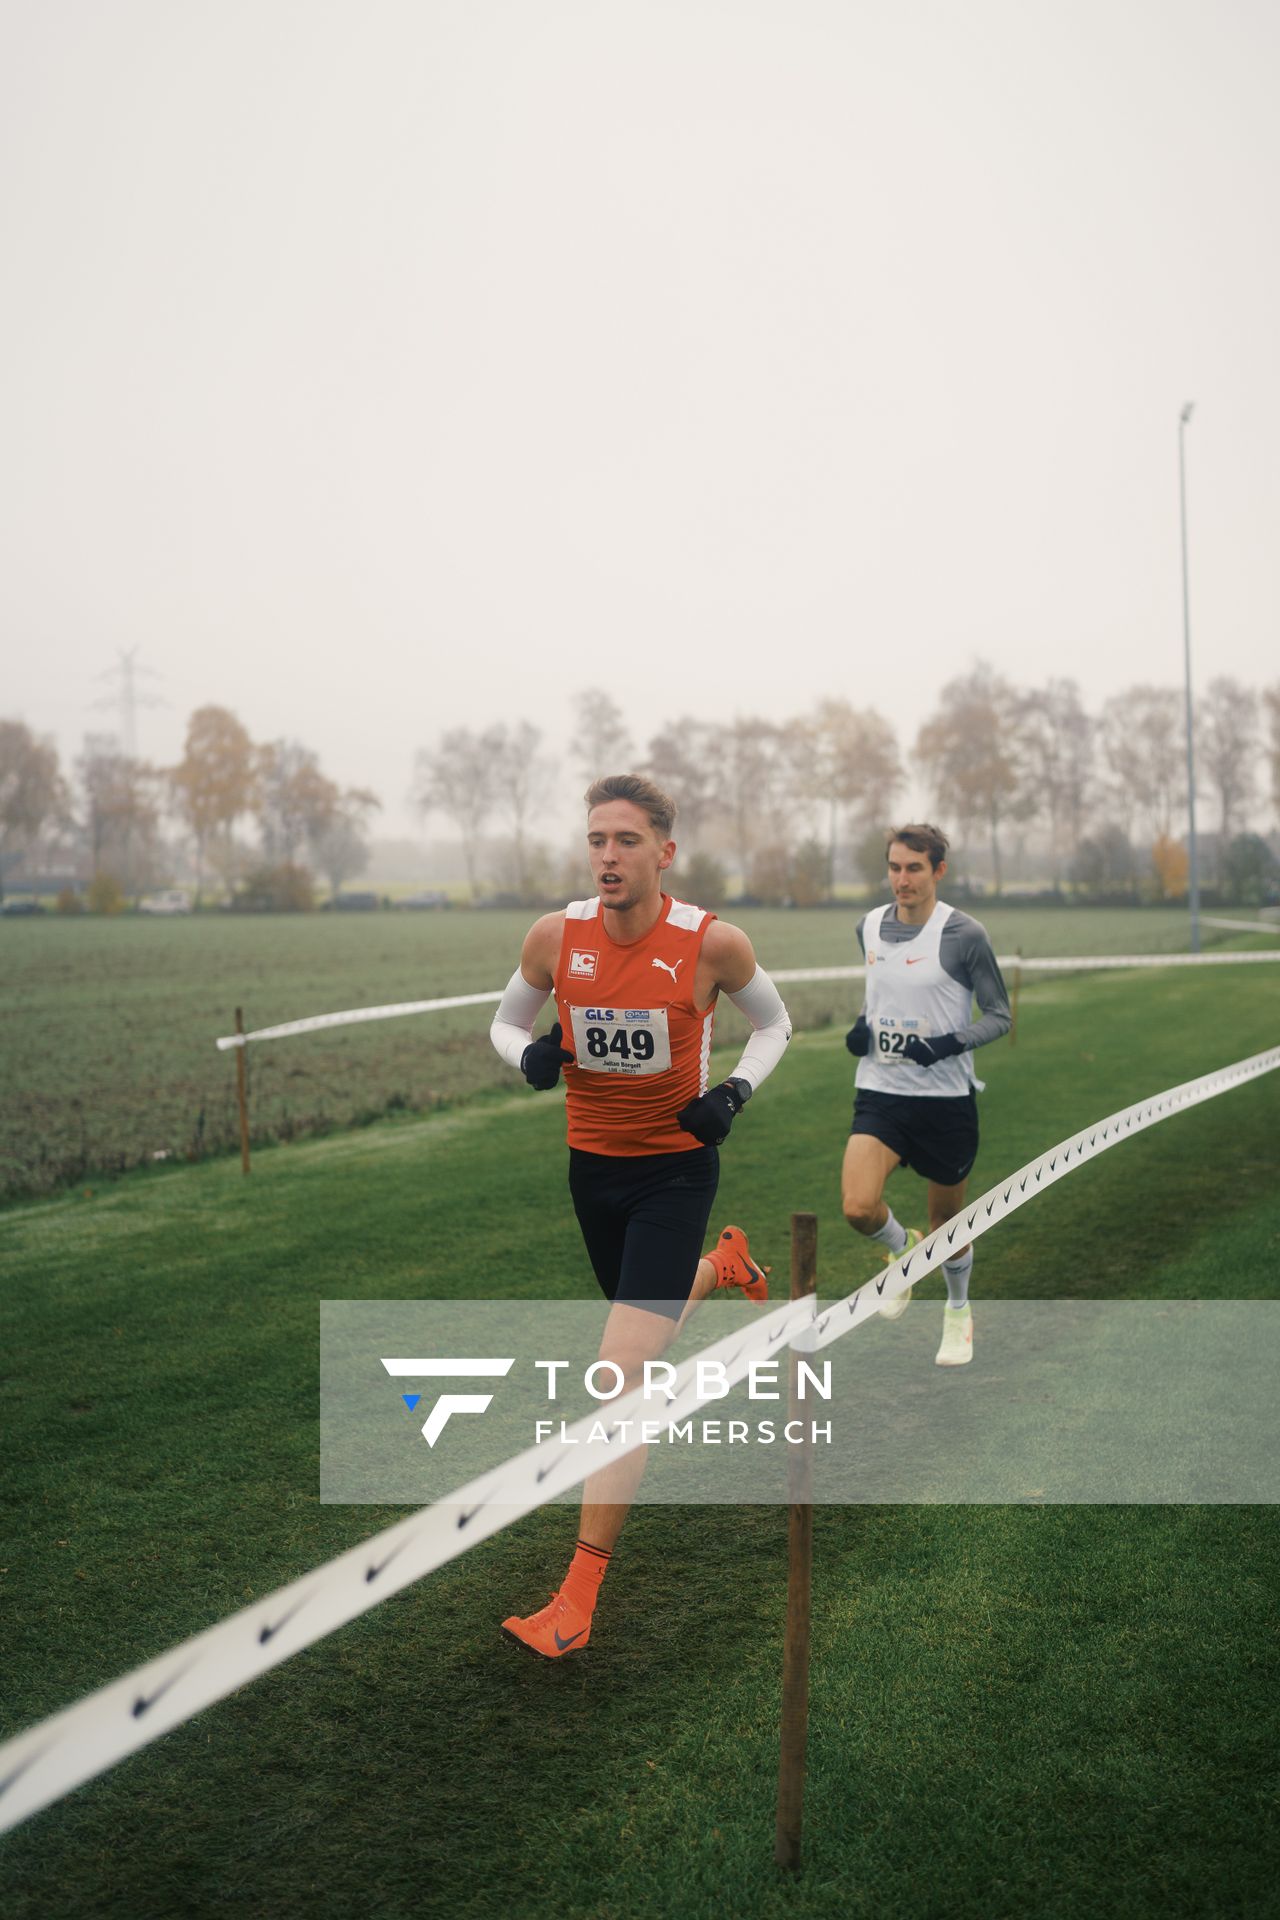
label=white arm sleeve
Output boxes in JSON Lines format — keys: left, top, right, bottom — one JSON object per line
{"left": 490, "top": 968, "right": 553, "bottom": 1072}
{"left": 725, "top": 967, "right": 792, "bottom": 1093}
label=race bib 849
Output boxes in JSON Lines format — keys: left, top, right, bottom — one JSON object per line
{"left": 568, "top": 1006, "right": 672, "bottom": 1076}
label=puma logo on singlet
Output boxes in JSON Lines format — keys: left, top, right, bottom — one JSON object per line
{"left": 652, "top": 957, "right": 682, "bottom": 983}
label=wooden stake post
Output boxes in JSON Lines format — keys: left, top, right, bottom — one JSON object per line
{"left": 234, "top": 1008, "right": 251, "bottom": 1174}
{"left": 775, "top": 1210, "right": 817, "bottom": 1871}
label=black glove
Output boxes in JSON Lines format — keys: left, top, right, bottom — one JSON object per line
{"left": 845, "top": 1014, "right": 872, "bottom": 1057}
{"left": 903, "top": 1032, "right": 965, "bottom": 1069}
{"left": 520, "top": 1022, "right": 574, "bottom": 1090}
{"left": 676, "top": 1078, "right": 749, "bottom": 1146}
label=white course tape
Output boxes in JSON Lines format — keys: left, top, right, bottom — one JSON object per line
{"left": 770, "top": 952, "right": 1280, "bottom": 987}
{"left": 796, "top": 1041, "right": 1280, "bottom": 1354}
{"left": 0, "top": 1295, "right": 816, "bottom": 1836}
{"left": 213, "top": 950, "right": 1280, "bottom": 1051}
{"left": 7, "top": 1040, "right": 1279, "bottom": 1834}
{"left": 215, "top": 990, "right": 503, "bottom": 1050}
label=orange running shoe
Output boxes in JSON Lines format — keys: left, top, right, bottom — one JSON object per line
{"left": 501, "top": 1589, "right": 592, "bottom": 1658}
{"left": 709, "top": 1224, "right": 770, "bottom": 1302}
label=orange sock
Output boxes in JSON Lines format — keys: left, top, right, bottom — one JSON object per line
{"left": 560, "top": 1539, "right": 612, "bottom": 1614}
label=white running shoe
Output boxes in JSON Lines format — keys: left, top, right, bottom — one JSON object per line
{"left": 877, "top": 1227, "right": 922, "bottom": 1321}
{"left": 935, "top": 1304, "right": 974, "bottom": 1366}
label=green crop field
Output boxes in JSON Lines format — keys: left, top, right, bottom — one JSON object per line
{"left": 1, "top": 905, "right": 1273, "bottom": 1201}
{"left": 2, "top": 961, "right": 1279, "bottom": 1918}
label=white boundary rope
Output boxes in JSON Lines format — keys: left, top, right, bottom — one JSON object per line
{"left": 798, "top": 1041, "right": 1280, "bottom": 1351}
{"left": 214, "top": 950, "right": 1280, "bottom": 1049}
{"left": 0, "top": 1296, "right": 816, "bottom": 1836}
{"left": 3, "top": 1040, "right": 1279, "bottom": 1833}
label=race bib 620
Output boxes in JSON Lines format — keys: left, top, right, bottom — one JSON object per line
{"left": 872, "top": 1014, "right": 931, "bottom": 1064}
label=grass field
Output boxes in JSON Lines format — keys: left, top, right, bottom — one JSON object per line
{"left": 2, "top": 905, "right": 1276, "bottom": 1201}
{"left": 3, "top": 961, "right": 1279, "bottom": 1918}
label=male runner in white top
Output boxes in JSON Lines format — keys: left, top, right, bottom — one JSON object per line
{"left": 842, "top": 824, "right": 1010, "bottom": 1365}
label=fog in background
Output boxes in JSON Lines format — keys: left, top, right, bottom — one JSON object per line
{"left": 3, "top": 0, "right": 1278, "bottom": 844}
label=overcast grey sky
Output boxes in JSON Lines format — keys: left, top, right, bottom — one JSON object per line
{"left": 2, "top": 0, "right": 1277, "bottom": 836}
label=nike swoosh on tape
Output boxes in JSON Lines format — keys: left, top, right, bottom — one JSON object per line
{"left": 365, "top": 1535, "right": 414, "bottom": 1582}
{"left": 554, "top": 1627, "right": 586, "bottom": 1650}
{"left": 258, "top": 1595, "right": 312, "bottom": 1645}
{"left": 132, "top": 1659, "right": 197, "bottom": 1719}
{"left": 0, "top": 1744, "right": 54, "bottom": 1802}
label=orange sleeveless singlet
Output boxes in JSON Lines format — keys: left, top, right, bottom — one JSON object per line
{"left": 554, "top": 893, "right": 716, "bottom": 1156}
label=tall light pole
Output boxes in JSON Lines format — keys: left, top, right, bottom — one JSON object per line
{"left": 1179, "top": 403, "right": 1201, "bottom": 953}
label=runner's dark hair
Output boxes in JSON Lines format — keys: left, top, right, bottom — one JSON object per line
{"left": 585, "top": 774, "right": 677, "bottom": 839}
{"left": 885, "top": 823, "right": 949, "bottom": 869}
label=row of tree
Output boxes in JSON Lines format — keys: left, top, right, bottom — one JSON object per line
{"left": 3, "top": 667, "right": 1278, "bottom": 908}
{"left": 0, "top": 708, "right": 379, "bottom": 904}
{"left": 413, "top": 671, "right": 1280, "bottom": 900}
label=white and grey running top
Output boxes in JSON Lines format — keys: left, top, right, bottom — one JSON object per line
{"left": 855, "top": 900, "right": 1011, "bottom": 1098}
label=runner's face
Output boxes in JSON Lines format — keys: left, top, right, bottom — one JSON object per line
{"left": 587, "top": 801, "right": 674, "bottom": 911}
{"left": 887, "top": 841, "right": 943, "bottom": 912}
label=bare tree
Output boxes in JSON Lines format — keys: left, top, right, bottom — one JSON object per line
{"left": 721, "top": 716, "right": 782, "bottom": 889}
{"left": 645, "top": 718, "right": 716, "bottom": 849}
{"left": 490, "top": 721, "right": 553, "bottom": 899}
{"left": 75, "top": 737, "right": 164, "bottom": 898}
{"left": 809, "top": 699, "right": 902, "bottom": 886}
{"left": 413, "top": 727, "right": 501, "bottom": 901}
{"left": 1264, "top": 685, "right": 1280, "bottom": 826}
{"left": 0, "top": 719, "right": 68, "bottom": 899}
{"left": 255, "top": 741, "right": 339, "bottom": 866}
{"left": 310, "top": 789, "right": 382, "bottom": 900}
{"left": 570, "top": 688, "right": 634, "bottom": 788}
{"left": 915, "top": 664, "right": 1026, "bottom": 893}
{"left": 1098, "top": 686, "right": 1184, "bottom": 849}
{"left": 1018, "top": 680, "right": 1094, "bottom": 891}
{"left": 1198, "top": 676, "right": 1259, "bottom": 884}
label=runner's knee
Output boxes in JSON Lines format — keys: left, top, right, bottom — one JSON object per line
{"left": 842, "top": 1195, "right": 883, "bottom": 1235}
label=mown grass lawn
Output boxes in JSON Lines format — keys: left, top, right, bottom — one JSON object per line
{"left": 2, "top": 961, "right": 1278, "bottom": 1918}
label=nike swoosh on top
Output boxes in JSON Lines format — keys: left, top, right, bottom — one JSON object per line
{"left": 554, "top": 1627, "right": 587, "bottom": 1650}
{"left": 905, "top": 957, "right": 925, "bottom": 964}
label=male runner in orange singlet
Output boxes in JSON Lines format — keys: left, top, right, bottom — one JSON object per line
{"left": 489, "top": 773, "right": 793, "bottom": 1657}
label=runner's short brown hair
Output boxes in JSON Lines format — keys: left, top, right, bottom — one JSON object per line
{"left": 585, "top": 774, "right": 677, "bottom": 839}
{"left": 885, "top": 823, "right": 949, "bottom": 869}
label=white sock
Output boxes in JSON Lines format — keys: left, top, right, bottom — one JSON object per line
{"left": 943, "top": 1251, "right": 973, "bottom": 1310}
{"left": 869, "top": 1210, "right": 908, "bottom": 1254}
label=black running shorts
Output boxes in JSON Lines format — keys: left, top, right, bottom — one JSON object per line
{"left": 850, "top": 1088, "right": 979, "bottom": 1187}
{"left": 568, "top": 1144, "right": 720, "bottom": 1320}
